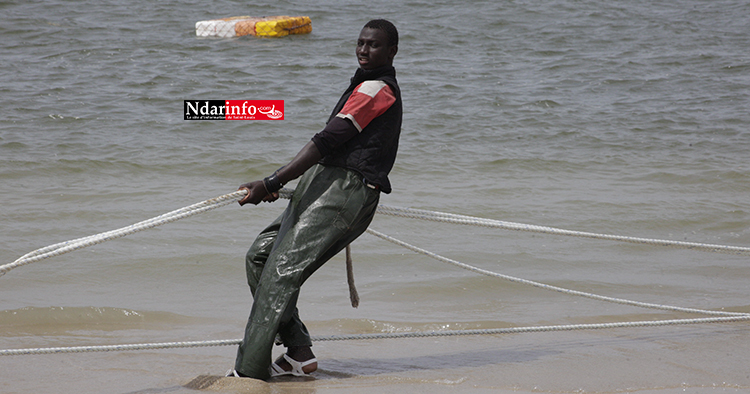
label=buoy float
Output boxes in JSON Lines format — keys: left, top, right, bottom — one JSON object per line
{"left": 195, "top": 15, "right": 312, "bottom": 38}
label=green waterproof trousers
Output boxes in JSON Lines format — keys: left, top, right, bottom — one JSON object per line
{"left": 234, "top": 164, "right": 380, "bottom": 379}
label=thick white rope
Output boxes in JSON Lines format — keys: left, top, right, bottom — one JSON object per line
{"left": 3, "top": 230, "right": 748, "bottom": 357}
{"left": 375, "top": 205, "right": 750, "bottom": 256}
{"left": 2, "top": 189, "right": 748, "bottom": 356}
{"left": 0, "top": 190, "right": 294, "bottom": 277}
{"left": 3, "top": 315, "right": 749, "bottom": 356}
{"left": 0, "top": 339, "right": 242, "bottom": 356}
{"left": 2, "top": 190, "right": 245, "bottom": 277}
{"left": 364, "top": 228, "right": 747, "bottom": 317}
{"left": 3, "top": 189, "right": 748, "bottom": 277}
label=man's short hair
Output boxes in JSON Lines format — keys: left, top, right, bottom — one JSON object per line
{"left": 364, "top": 19, "right": 398, "bottom": 47}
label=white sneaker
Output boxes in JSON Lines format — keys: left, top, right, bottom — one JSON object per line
{"left": 225, "top": 369, "right": 240, "bottom": 377}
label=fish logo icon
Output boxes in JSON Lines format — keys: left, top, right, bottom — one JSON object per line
{"left": 258, "top": 105, "right": 283, "bottom": 120}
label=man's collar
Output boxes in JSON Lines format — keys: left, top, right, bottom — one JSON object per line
{"left": 350, "top": 65, "right": 396, "bottom": 86}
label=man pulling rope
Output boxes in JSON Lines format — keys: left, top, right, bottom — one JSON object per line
{"left": 230, "top": 19, "right": 402, "bottom": 380}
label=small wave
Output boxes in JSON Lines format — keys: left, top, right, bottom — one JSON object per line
{"left": 315, "top": 318, "right": 517, "bottom": 335}
{"left": 0, "top": 306, "right": 199, "bottom": 335}
{"left": 530, "top": 99, "right": 561, "bottom": 108}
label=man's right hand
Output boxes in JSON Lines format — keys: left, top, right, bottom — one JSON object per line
{"left": 238, "top": 181, "right": 279, "bottom": 206}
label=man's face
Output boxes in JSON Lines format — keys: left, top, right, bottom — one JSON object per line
{"left": 356, "top": 27, "right": 396, "bottom": 70}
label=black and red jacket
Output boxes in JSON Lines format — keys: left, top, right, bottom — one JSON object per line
{"left": 312, "top": 65, "right": 402, "bottom": 193}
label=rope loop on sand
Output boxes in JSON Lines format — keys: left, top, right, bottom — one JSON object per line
{"left": 2, "top": 188, "right": 748, "bottom": 356}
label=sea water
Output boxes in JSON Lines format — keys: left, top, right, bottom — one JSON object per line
{"left": 1, "top": 0, "right": 749, "bottom": 393}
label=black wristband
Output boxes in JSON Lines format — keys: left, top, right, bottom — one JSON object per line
{"left": 263, "top": 172, "right": 283, "bottom": 194}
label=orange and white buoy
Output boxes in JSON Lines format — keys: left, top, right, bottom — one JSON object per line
{"left": 196, "top": 15, "right": 312, "bottom": 38}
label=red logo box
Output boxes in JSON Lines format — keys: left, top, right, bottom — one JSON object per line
{"left": 225, "top": 100, "right": 284, "bottom": 120}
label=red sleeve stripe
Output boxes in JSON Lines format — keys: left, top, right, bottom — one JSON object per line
{"left": 335, "top": 80, "right": 396, "bottom": 132}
